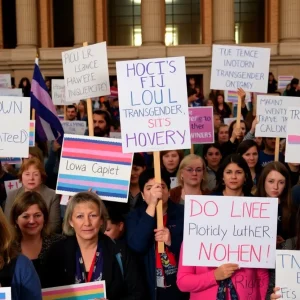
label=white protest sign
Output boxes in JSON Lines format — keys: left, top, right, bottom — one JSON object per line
{"left": 0, "top": 74, "right": 11, "bottom": 88}
{"left": 4, "top": 180, "right": 22, "bottom": 194}
{"left": 183, "top": 195, "right": 278, "bottom": 268}
{"left": 285, "top": 107, "right": 300, "bottom": 163}
{"left": 0, "top": 287, "right": 11, "bottom": 300}
{"left": 109, "top": 132, "right": 121, "bottom": 139}
{"left": 0, "top": 88, "right": 22, "bottom": 97}
{"left": 62, "top": 42, "right": 110, "bottom": 102}
{"left": 0, "top": 97, "right": 30, "bottom": 157}
{"left": 210, "top": 45, "right": 270, "bottom": 93}
{"left": 52, "top": 79, "right": 66, "bottom": 105}
{"left": 223, "top": 117, "right": 243, "bottom": 126}
{"left": 276, "top": 250, "right": 300, "bottom": 299}
{"left": 116, "top": 56, "right": 191, "bottom": 153}
{"left": 61, "top": 121, "right": 87, "bottom": 135}
{"left": 256, "top": 95, "right": 300, "bottom": 138}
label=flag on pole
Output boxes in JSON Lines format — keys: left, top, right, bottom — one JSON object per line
{"left": 30, "top": 58, "right": 64, "bottom": 144}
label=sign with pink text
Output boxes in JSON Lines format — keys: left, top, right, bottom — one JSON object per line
{"left": 183, "top": 195, "right": 278, "bottom": 268}
{"left": 189, "top": 107, "right": 214, "bottom": 144}
{"left": 4, "top": 180, "right": 22, "bottom": 194}
{"left": 116, "top": 57, "right": 191, "bottom": 153}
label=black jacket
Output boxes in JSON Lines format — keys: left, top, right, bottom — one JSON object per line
{"left": 43, "top": 233, "right": 145, "bottom": 300}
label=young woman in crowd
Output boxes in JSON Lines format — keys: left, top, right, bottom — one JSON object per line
{"left": 126, "top": 169, "right": 187, "bottom": 300}
{"left": 203, "top": 143, "right": 223, "bottom": 192}
{"left": 10, "top": 191, "right": 64, "bottom": 286}
{"left": 170, "top": 154, "right": 207, "bottom": 204}
{"left": 216, "top": 124, "right": 229, "bottom": 145}
{"left": 177, "top": 154, "right": 269, "bottom": 299}
{"left": 105, "top": 207, "right": 125, "bottom": 241}
{"left": 4, "top": 158, "right": 61, "bottom": 233}
{"left": 76, "top": 100, "right": 88, "bottom": 122}
{"left": 44, "top": 191, "right": 144, "bottom": 299}
{"left": 213, "top": 93, "right": 232, "bottom": 120}
{"left": 0, "top": 208, "right": 42, "bottom": 299}
{"left": 237, "top": 140, "right": 262, "bottom": 193}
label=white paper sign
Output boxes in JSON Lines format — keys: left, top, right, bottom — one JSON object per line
{"left": 276, "top": 250, "right": 300, "bottom": 299}
{"left": 61, "top": 121, "right": 87, "bottom": 135}
{"left": 4, "top": 180, "right": 22, "bottom": 193}
{"left": 285, "top": 107, "right": 300, "bottom": 163}
{"left": 62, "top": 42, "right": 110, "bottom": 102}
{"left": 256, "top": 95, "right": 300, "bottom": 138}
{"left": 109, "top": 131, "right": 121, "bottom": 139}
{"left": 223, "top": 117, "right": 243, "bottom": 125}
{"left": 0, "top": 97, "right": 30, "bottom": 157}
{"left": 116, "top": 56, "right": 191, "bottom": 153}
{"left": 52, "top": 79, "right": 66, "bottom": 105}
{"left": 0, "top": 88, "right": 22, "bottom": 97}
{"left": 0, "top": 287, "right": 11, "bottom": 300}
{"left": 183, "top": 195, "right": 278, "bottom": 268}
{"left": 0, "top": 74, "right": 11, "bottom": 88}
{"left": 210, "top": 45, "right": 270, "bottom": 93}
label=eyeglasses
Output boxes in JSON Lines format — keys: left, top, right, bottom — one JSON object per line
{"left": 184, "top": 167, "right": 203, "bottom": 173}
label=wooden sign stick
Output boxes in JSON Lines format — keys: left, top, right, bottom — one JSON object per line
{"left": 236, "top": 95, "right": 242, "bottom": 128}
{"left": 153, "top": 151, "right": 164, "bottom": 253}
{"left": 31, "top": 109, "right": 35, "bottom": 121}
{"left": 274, "top": 137, "right": 280, "bottom": 161}
{"left": 64, "top": 105, "right": 67, "bottom": 120}
{"left": 190, "top": 144, "right": 195, "bottom": 154}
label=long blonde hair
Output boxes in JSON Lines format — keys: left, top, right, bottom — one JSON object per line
{"left": 0, "top": 209, "right": 18, "bottom": 269}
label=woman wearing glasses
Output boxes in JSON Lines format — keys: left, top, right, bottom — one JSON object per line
{"left": 170, "top": 154, "right": 207, "bottom": 205}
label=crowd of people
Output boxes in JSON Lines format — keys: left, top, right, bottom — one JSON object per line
{"left": 0, "top": 73, "right": 300, "bottom": 299}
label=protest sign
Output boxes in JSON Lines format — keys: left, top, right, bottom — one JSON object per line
{"left": 4, "top": 180, "right": 22, "bottom": 193}
{"left": 0, "top": 96, "right": 30, "bottom": 157}
{"left": 0, "top": 287, "right": 11, "bottom": 300}
{"left": 0, "top": 88, "right": 22, "bottom": 97}
{"left": 183, "top": 195, "right": 278, "bottom": 268}
{"left": 116, "top": 56, "right": 191, "bottom": 153}
{"left": 52, "top": 79, "right": 66, "bottom": 105}
{"left": 0, "top": 157, "right": 22, "bottom": 164}
{"left": 223, "top": 117, "right": 243, "bottom": 126}
{"left": 256, "top": 95, "right": 300, "bottom": 138}
{"left": 61, "top": 121, "right": 87, "bottom": 135}
{"left": 278, "top": 75, "right": 293, "bottom": 90}
{"left": 109, "top": 132, "right": 121, "bottom": 139}
{"left": 210, "top": 45, "right": 270, "bottom": 93}
{"left": 189, "top": 107, "right": 214, "bottom": 144}
{"left": 42, "top": 281, "right": 106, "bottom": 300}
{"left": 0, "top": 74, "right": 11, "bottom": 88}
{"left": 285, "top": 107, "right": 300, "bottom": 163}
{"left": 56, "top": 135, "right": 132, "bottom": 202}
{"left": 224, "top": 90, "right": 251, "bottom": 103}
{"left": 62, "top": 42, "right": 110, "bottom": 102}
{"left": 276, "top": 250, "right": 300, "bottom": 299}
{"left": 29, "top": 120, "right": 35, "bottom": 147}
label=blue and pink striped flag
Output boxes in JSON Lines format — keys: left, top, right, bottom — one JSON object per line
{"left": 30, "top": 59, "right": 64, "bottom": 144}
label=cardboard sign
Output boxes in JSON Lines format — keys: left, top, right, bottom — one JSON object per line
{"left": 278, "top": 75, "right": 293, "bottom": 90}
{"left": 116, "top": 56, "right": 191, "bottom": 153}
{"left": 183, "top": 195, "right": 278, "bottom": 268}
{"left": 224, "top": 90, "right": 251, "bottom": 103}
{"left": 0, "top": 88, "right": 22, "bottom": 97}
{"left": 189, "top": 107, "right": 214, "bottom": 144}
{"left": 0, "top": 287, "right": 11, "bottom": 300}
{"left": 256, "top": 95, "right": 300, "bottom": 138}
{"left": 61, "top": 121, "right": 87, "bottom": 135}
{"left": 210, "top": 45, "right": 270, "bottom": 93}
{"left": 62, "top": 42, "right": 110, "bottom": 102}
{"left": 0, "top": 96, "right": 30, "bottom": 157}
{"left": 52, "top": 79, "right": 66, "bottom": 105}
{"left": 56, "top": 134, "right": 133, "bottom": 203}
{"left": 4, "top": 180, "right": 22, "bottom": 193}
{"left": 42, "top": 281, "right": 106, "bottom": 300}
{"left": 285, "top": 107, "right": 300, "bottom": 163}
{"left": 276, "top": 250, "right": 300, "bottom": 299}
{"left": 0, "top": 74, "right": 11, "bottom": 88}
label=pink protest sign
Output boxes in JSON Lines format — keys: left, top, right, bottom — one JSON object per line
{"left": 189, "top": 107, "right": 214, "bottom": 144}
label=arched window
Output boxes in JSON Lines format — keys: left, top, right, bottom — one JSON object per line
{"left": 234, "top": 0, "right": 265, "bottom": 43}
{"left": 165, "top": 0, "right": 201, "bottom": 46}
{"left": 108, "top": 0, "right": 141, "bottom": 46}
{"left": 53, "top": 0, "right": 74, "bottom": 47}
{"left": 2, "top": 0, "right": 17, "bottom": 48}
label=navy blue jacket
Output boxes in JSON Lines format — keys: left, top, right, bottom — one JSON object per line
{"left": 126, "top": 200, "right": 184, "bottom": 300}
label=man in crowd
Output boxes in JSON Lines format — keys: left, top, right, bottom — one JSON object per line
{"left": 66, "top": 105, "right": 77, "bottom": 121}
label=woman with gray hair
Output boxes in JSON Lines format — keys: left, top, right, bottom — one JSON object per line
{"left": 43, "top": 192, "right": 144, "bottom": 299}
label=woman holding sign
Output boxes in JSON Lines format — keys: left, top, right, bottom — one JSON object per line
{"left": 177, "top": 154, "right": 269, "bottom": 299}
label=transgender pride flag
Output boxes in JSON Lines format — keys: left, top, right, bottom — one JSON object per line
{"left": 30, "top": 59, "right": 64, "bottom": 144}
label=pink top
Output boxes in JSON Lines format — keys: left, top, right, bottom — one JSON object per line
{"left": 177, "top": 245, "right": 269, "bottom": 300}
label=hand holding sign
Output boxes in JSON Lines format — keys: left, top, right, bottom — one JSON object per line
{"left": 214, "top": 263, "right": 239, "bottom": 281}
{"left": 270, "top": 287, "right": 281, "bottom": 299}
{"left": 154, "top": 227, "right": 171, "bottom": 246}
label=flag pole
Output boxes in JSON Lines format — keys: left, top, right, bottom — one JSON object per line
{"left": 31, "top": 53, "right": 38, "bottom": 121}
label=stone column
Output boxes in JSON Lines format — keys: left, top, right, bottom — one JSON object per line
{"left": 73, "top": 0, "right": 95, "bottom": 46}
{"left": 39, "top": 0, "right": 52, "bottom": 48}
{"left": 280, "top": 0, "right": 300, "bottom": 42}
{"left": 213, "top": 0, "right": 235, "bottom": 44}
{"left": 141, "top": 0, "right": 165, "bottom": 45}
{"left": 16, "top": 0, "right": 38, "bottom": 48}
{"left": 0, "top": 0, "right": 3, "bottom": 48}
{"left": 201, "top": 0, "right": 213, "bottom": 44}
{"left": 95, "top": 0, "right": 107, "bottom": 42}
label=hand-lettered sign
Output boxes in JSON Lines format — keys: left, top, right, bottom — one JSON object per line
{"left": 62, "top": 42, "right": 110, "bottom": 102}
{"left": 0, "top": 88, "right": 22, "bottom": 97}
{"left": 52, "top": 79, "right": 66, "bottom": 105}
{"left": 56, "top": 134, "right": 133, "bottom": 203}
{"left": 116, "top": 56, "right": 191, "bottom": 153}
{"left": 4, "top": 180, "right": 22, "bottom": 194}
{"left": 210, "top": 45, "right": 270, "bottom": 93}
{"left": 61, "top": 121, "right": 87, "bottom": 136}
{"left": 189, "top": 107, "right": 214, "bottom": 144}
{"left": 183, "top": 195, "right": 278, "bottom": 268}
{"left": 0, "top": 74, "right": 11, "bottom": 88}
